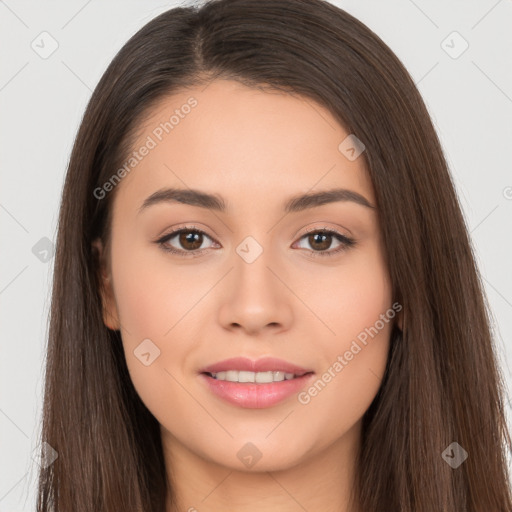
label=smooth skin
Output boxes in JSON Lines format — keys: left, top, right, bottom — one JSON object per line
{"left": 94, "top": 79, "right": 402, "bottom": 512}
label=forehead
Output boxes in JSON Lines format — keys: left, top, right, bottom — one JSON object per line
{"left": 111, "top": 79, "right": 375, "bottom": 216}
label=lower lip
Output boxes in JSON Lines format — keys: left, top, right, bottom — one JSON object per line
{"left": 199, "top": 372, "right": 315, "bottom": 409}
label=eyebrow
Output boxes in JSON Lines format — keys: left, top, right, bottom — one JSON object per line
{"left": 138, "top": 187, "right": 376, "bottom": 215}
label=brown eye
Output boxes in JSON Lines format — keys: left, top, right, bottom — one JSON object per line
{"left": 177, "top": 230, "right": 204, "bottom": 251}
{"left": 294, "top": 229, "right": 356, "bottom": 258}
{"left": 307, "top": 232, "right": 333, "bottom": 251}
{"left": 157, "top": 228, "right": 217, "bottom": 256}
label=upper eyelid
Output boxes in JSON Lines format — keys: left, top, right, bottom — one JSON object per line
{"left": 159, "top": 225, "right": 347, "bottom": 241}
{"left": 157, "top": 225, "right": 351, "bottom": 250}
{"left": 301, "top": 225, "right": 346, "bottom": 236}
{"left": 156, "top": 226, "right": 218, "bottom": 249}
{"left": 159, "top": 225, "right": 214, "bottom": 241}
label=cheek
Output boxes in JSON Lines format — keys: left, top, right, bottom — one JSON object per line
{"left": 111, "top": 274, "right": 191, "bottom": 432}
{"left": 111, "top": 243, "right": 197, "bottom": 339}
{"left": 296, "top": 306, "right": 392, "bottom": 452}
{"left": 109, "top": 245, "right": 208, "bottom": 423}
{"left": 302, "top": 244, "right": 392, "bottom": 342}
{"left": 295, "top": 245, "right": 392, "bottom": 427}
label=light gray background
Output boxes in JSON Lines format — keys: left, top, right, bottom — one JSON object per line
{"left": 1, "top": 0, "right": 511, "bottom": 509}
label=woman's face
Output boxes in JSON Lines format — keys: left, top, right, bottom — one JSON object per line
{"left": 95, "top": 79, "right": 400, "bottom": 473}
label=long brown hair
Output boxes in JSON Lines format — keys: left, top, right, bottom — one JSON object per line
{"left": 37, "top": 0, "right": 512, "bottom": 510}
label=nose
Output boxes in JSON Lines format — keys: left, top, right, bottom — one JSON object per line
{"left": 217, "top": 249, "right": 294, "bottom": 336}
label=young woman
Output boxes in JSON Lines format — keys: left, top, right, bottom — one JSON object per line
{"left": 37, "top": 0, "right": 512, "bottom": 511}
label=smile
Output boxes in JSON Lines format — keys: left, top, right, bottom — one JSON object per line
{"left": 207, "top": 370, "right": 305, "bottom": 383}
{"left": 200, "top": 371, "right": 315, "bottom": 409}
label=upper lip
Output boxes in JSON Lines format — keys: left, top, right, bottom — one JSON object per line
{"left": 200, "top": 357, "right": 314, "bottom": 376}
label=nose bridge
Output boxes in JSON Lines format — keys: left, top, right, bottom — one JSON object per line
{"left": 217, "top": 231, "right": 294, "bottom": 333}
{"left": 232, "top": 233, "right": 280, "bottom": 303}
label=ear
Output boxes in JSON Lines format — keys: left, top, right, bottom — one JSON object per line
{"left": 91, "top": 238, "right": 120, "bottom": 331}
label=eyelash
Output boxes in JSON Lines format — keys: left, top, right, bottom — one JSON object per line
{"left": 155, "top": 225, "right": 356, "bottom": 259}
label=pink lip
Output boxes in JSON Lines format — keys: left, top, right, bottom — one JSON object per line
{"left": 199, "top": 373, "right": 315, "bottom": 409}
{"left": 199, "top": 356, "right": 313, "bottom": 375}
{"left": 198, "top": 357, "right": 315, "bottom": 409}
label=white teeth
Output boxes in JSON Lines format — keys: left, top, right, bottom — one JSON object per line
{"left": 254, "top": 372, "right": 284, "bottom": 384}
{"left": 238, "top": 371, "right": 255, "bottom": 382}
{"left": 210, "top": 370, "right": 298, "bottom": 383}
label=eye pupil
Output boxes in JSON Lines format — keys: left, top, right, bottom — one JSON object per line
{"left": 309, "top": 232, "right": 331, "bottom": 251}
{"left": 180, "top": 231, "right": 202, "bottom": 250}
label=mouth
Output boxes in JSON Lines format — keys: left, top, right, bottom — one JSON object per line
{"left": 203, "top": 370, "right": 312, "bottom": 383}
{"left": 199, "top": 361, "right": 315, "bottom": 409}
{"left": 199, "top": 356, "right": 314, "bottom": 377}
{"left": 198, "top": 357, "right": 315, "bottom": 408}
